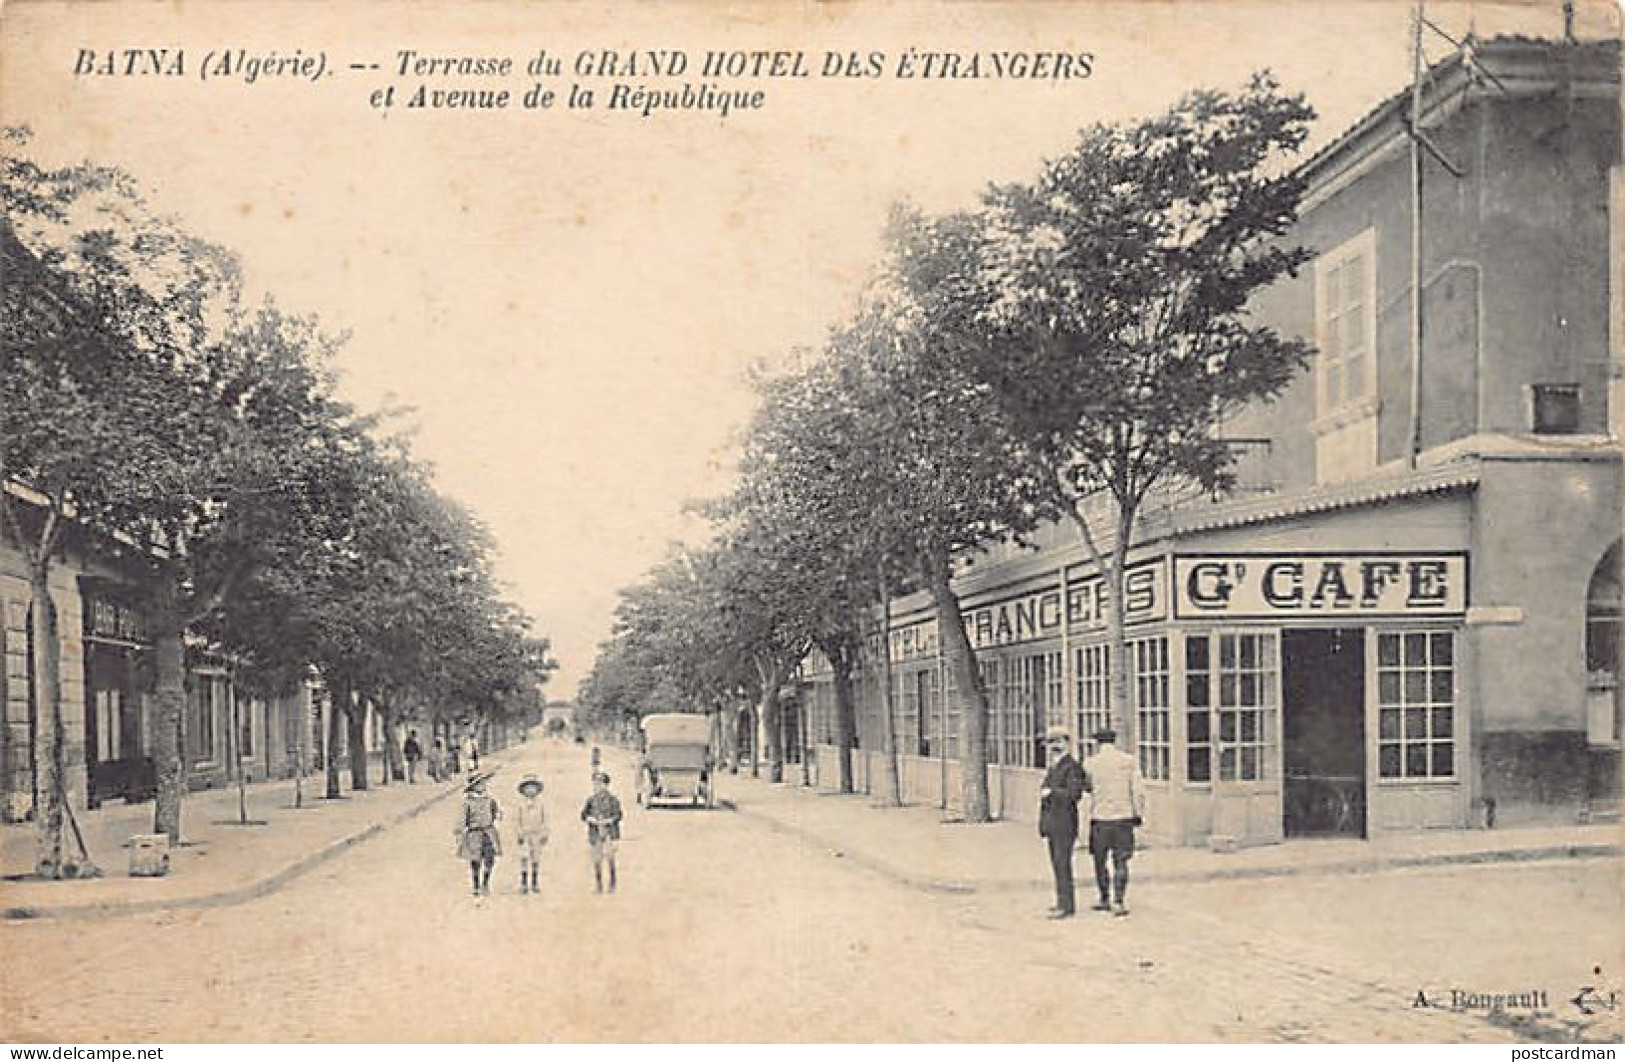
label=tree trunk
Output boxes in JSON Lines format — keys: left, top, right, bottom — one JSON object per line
{"left": 708, "top": 707, "right": 723, "bottom": 776}
{"left": 150, "top": 615, "right": 188, "bottom": 845}
{"left": 1069, "top": 496, "right": 1136, "bottom": 740}
{"left": 376, "top": 704, "right": 392, "bottom": 786}
{"left": 347, "top": 698, "right": 369, "bottom": 791}
{"left": 875, "top": 573, "right": 902, "bottom": 807}
{"left": 759, "top": 681, "right": 783, "bottom": 784}
{"left": 1105, "top": 529, "right": 1131, "bottom": 740}
{"left": 799, "top": 695, "right": 812, "bottom": 787}
{"left": 832, "top": 646, "right": 858, "bottom": 795}
{"left": 929, "top": 548, "right": 991, "bottom": 823}
{"left": 324, "top": 680, "right": 346, "bottom": 799}
{"left": 748, "top": 703, "right": 759, "bottom": 778}
{"left": 382, "top": 709, "right": 404, "bottom": 785}
{"left": 1105, "top": 513, "right": 1133, "bottom": 738}
{"left": 293, "top": 684, "right": 308, "bottom": 809}
{"left": 27, "top": 563, "right": 67, "bottom": 876}
{"left": 228, "top": 678, "right": 249, "bottom": 824}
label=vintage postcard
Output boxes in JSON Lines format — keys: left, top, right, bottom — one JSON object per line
{"left": 1, "top": 0, "right": 1621, "bottom": 1048}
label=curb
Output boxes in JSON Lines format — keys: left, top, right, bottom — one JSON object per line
{"left": 2, "top": 775, "right": 470, "bottom": 922}
{"left": 728, "top": 798, "right": 1624, "bottom": 895}
{"left": 726, "top": 798, "right": 979, "bottom": 895}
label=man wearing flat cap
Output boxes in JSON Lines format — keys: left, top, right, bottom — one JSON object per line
{"left": 1038, "top": 725, "right": 1087, "bottom": 919}
{"left": 1082, "top": 728, "right": 1146, "bottom": 916}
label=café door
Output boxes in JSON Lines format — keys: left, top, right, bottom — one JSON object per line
{"left": 1192, "top": 630, "right": 1283, "bottom": 847}
{"left": 1282, "top": 628, "right": 1366, "bottom": 837}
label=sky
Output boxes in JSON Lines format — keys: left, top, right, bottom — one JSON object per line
{"left": 2, "top": 0, "right": 1617, "bottom": 698}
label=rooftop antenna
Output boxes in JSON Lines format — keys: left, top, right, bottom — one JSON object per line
{"left": 1406, "top": 2, "right": 1429, "bottom": 469}
{"left": 1405, "top": 2, "right": 1475, "bottom": 469}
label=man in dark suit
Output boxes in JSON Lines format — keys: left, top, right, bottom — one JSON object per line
{"left": 1038, "top": 726, "right": 1088, "bottom": 919}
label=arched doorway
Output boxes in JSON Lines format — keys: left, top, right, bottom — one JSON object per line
{"left": 1584, "top": 541, "right": 1622, "bottom": 816}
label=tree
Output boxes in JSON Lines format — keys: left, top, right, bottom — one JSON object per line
{"left": 138, "top": 299, "right": 367, "bottom": 841}
{"left": 730, "top": 351, "right": 914, "bottom": 798}
{"left": 254, "top": 438, "right": 553, "bottom": 795}
{"left": 594, "top": 545, "right": 749, "bottom": 763}
{"left": 829, "top": 208, "right": 1054, "bottom": 821}
{"left": 965, "top": 74, "right": 1315, "bottom": 732}
{"left": 715, "top": 519, "right": 819, "bottom": 784}
{"left": 196, "top": 384, "right": 383, "bottom": 803}
{"left": 1, "top": 130, "right": 241, "bottom": 862}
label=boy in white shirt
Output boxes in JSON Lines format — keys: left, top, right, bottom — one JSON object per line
{"left": 514, "top": 774, "right": 549, "bottom": 895}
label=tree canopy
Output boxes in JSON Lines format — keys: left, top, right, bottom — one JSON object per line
{"left": 583, "top": 73, "right": 1317, "bottom": 813}
{"left": 2, "top": 127, "right": 554, "bottom": 854}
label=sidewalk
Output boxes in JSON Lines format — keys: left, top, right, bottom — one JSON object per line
{"left": 720, "top": 769, "right": 1624, "bottom": 894}
{"left": 0, "top": 750, "right": 519, "bottom": 920}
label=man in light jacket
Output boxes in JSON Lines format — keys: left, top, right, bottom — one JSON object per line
{"left": 1082, "top": 728, "right": 1146, "bottom": 917}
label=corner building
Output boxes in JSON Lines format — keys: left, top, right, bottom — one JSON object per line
{"left": 802, "top": 37, "right": 1623, "bottom": 846}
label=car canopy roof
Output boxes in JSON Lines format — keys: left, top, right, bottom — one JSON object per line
{"left": 641, "top": 713, "right": 712, "bottom": 746}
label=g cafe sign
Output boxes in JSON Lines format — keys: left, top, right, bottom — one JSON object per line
{"left": 1173, "top": 553, "right": 1467, "bottom": 619}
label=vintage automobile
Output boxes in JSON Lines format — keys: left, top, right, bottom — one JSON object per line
{"left": 637, "top": 713, "right": 715, "bottom": 809}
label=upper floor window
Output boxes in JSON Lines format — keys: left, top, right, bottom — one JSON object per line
{"left": 1531, "top": 384, "right": 1582, "bottom": 435}
{"left": 1314, "top": 230, "right": 1377, "bottom": 419}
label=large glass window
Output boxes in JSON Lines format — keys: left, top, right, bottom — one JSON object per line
{"left": 1377, "top": 630, "right": 1454, "bottom": 779}
{"left": 979, "top": 659, "right": 1000, "bottom": 764}
{"left": 918, "top": 667, "right": 941, "bottom": 758}
{"left": 1186, "top": 635, "right": 1213, "bottom": 782}
{"left": 1075, "top": 643, "right": 1110, "bottom": 759}
{"left": 189, "top": 674, "right": 218, "bottom": 763}
{"left": 1133, "top": 637, "right": 1171, "bottom": 781}
{"left": 987, "top": 653, "right": 1049, "bottom": 768}
{"left": 1001, "top": 656, "right": 1030, "bottom": 767}
{"left": 1184, "top": 632, "right": 1278, "bottom": 783}
{"left": 239, "top": 693, "right": 255, "bottom": 760}
{"left": 1216, "top": 632, "right": 1276, "bottom": 782}
{"left": 95, "top": 688, "right": 121, "bottom": 762}
{"left": 892, "top": 670, "right": 921, "bottom": 757}
{"left": 285, "top": 692, "right": 305, "bottom": 759}
{"left": 808, "top": 680, "right": 836, "bottom": 746}
{"left": 1044, "top": 649, "right": 1064, "bottom": 734}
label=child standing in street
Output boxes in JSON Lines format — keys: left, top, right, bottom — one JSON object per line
{"left": 580, "top": 771, "right": 623, "bottom": 894}
{"left": 514, "top": 773, "right": 549, "bottom": 894}
{"left": 454, "top": 772, "right": 501, "bottom": 896}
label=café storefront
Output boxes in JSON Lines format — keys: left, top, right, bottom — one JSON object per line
{"left": 818, "top": 475, "right": 1491, "bottom": 848}
{"left": 1162, "top": 550, "right": 1468, "bottom": 848}
{"left": 816, "top": 458, "right": 1619, "bottom": 846}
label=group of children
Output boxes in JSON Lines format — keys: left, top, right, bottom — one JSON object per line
{"left": 454, "top": 765, "right": 623, "bottom": 897}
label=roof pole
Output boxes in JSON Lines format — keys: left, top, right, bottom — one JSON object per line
{"left": 1408, "top": 2, "right": 1426, "bottom": 469}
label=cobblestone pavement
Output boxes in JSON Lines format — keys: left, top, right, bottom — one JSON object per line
{"left": 0, "top": 743, "right": 1611, "bottom": 1043}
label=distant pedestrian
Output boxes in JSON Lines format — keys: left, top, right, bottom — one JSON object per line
{"left": 428, "top": 737, "right": 446, "bottom": 782}
{"left": 404, "top": 730, "right": 423, "bottom": 784}
{"left": 580, "top": 771, "right": 623, "bottom": 894}
{"left": 454, "top": 771, "right": 501, "bottom": 896}
{"left": 1037, "top": 726, "right": 1087, "bottom": 919}
{"left": 462, "top": 733, "right": 480, "bottom": 773}
{"left": 514, "top": 774, "right": 549, "bottom": 894}
{"left": 1082, "top": 728, "right": 1146, "bottom": 917}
